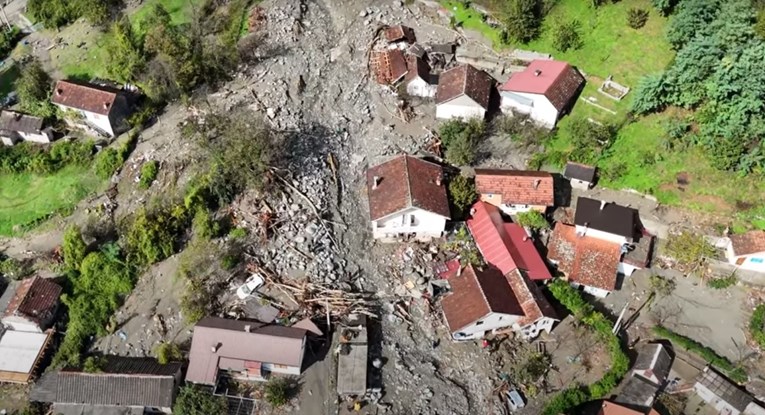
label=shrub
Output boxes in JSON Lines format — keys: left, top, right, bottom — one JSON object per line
{"left": 192, "top": 208, "right": 220, "bottom": 240}
{"left": 123, "top": 207, "right": 179, "bottom": 267}
{"left": 155, "top": 342, "right": 183, "bottom": 364}
{"left": 515, "top": 210, "right": 550, "bottom": 230}
{"left": 265, "top": 377, "right": 294, "bottom": 407}
{"left": 627, "top": 8, "right": 650, "bottom": 29}
{"left": 228, "top": 227, "right": 248, "bottom": 239}
{"left": 82, "top": 356, "right": 106, "bottom": 373}
{"left": 498, "top": 0, "right": 544, "bottom": 43}
{"left": 653, "top": 325, "right": 747, "bottom": 383}
{"left": 62, "top": 225, "right": 88, "bottom": 272}
{"left": 750, "top": 304, "right": 765, "bottom": 348}
{"left": 439, "top": 119, "right": 484, "bottom": 165}
{"left": 552, "top": 19, "right": 583, "bottom": 52}
{"left": 16, "top": 59, "right": 56, "bottom": 119}
{"left": 173, "top": 385, "right": 227, "bottom": 415}
{"left": 630, "top": 73, "right": 667, "bottom": 114}
{"left": 0, "top": 256, "right": 31, "bottom": 280}
{"left": 663, "top": 231, "right": 716, "bottom": 272}
{"left": 448, "top": 175, "right": 477, "bottom": 216}
{"left": 93, "top": 148, "right": 123, "bottom": 180}
{"left": 707, "top": 274, "right": 737, "bottom": 289}
{"left": 651, "top": 0, "right": 678, "bottom": 16}
{"left": 139, "top": 160, "right": 159, "bottom": 189}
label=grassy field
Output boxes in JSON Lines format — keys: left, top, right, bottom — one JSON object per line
{"left": 0, "top": 166, "right": 103, "bottom": 236}
{"left": 131, "top": 0, "right": 203, "bottom": 33}
{"left": 441, "top": 1, "right": 506, "bottom": 47}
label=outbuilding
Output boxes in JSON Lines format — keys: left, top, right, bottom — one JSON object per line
{"left": 435, "top": 64, "right": 494, "bottom": 120}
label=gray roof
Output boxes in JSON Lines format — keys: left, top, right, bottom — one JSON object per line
{"left": 633, "top": 343, "right": 671, "bottom": 383}
{"left": 0, "top": 110, "right": 45, "bottom": 134}
{"left": 0, "top": 280, "right": 19, "bottom": 315}
{"left": 31, "top": 357, "right": 181, "bottom": 408}
{"left": 696, "top": 367, "right": 752, "bottom": 411}
{"left": 563, "top": 162, "right": 596, "bottom": 182}
{"left": 614, "top": 375, "right": 658, "bottom": 409}
{"left": 574, "top": 197, "right": 638, "bottom": 239}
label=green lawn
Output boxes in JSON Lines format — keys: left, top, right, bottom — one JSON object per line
{"left": 0, "top": 166, "right": 104, "bottom": 236}
{"left": 0, "top": 63, "right": 19, "bottom": 98}
{"left": 441, "top": 1, "right": 506, "bottom": 47}
{"left": 131, "top": 0, "right": 203, "bottom": 33}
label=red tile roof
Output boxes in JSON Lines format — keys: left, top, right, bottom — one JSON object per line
{"left": 729, "top": 230, "right": 765, "bottom": 257}
{"left": 3, "top": 277, "right": 62, "bottom": 327}
{"left": 435, "top": 64, "right": 494, "bottom": 109}
{"left": 404, "top": 55, "right": 430, "bottom": 82}
{"left": 441, "top": 265, "right": 524, "bottom": 333}
{"left": 598, "top": 401, "right": 645, "bottom": 415}
{"left": 51, "top": 81, "right": 120, "bottom": 116}
{"left": 548, "top": 223, "right": 621, "bottom": 291}
{"left": 500, "top": 60, "right": 584, "bottom": 111}
{"left": 366, "top": 155, "right": 450, "bottom": 221}
{"left": 370, "top": 49, "right": 408, "bottom": 85}
{"left": 384, "top": 25, "right": 416, "bottom": 43}
{"left": 466, "top": 201, "right": 552, "bottom": 280}
{"left": 474, "top": 169, "right": 554, "bottom": 206}
{"left": 505, "top": 269, "right": 557, "bottom": 326}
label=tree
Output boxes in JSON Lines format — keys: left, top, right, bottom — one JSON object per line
{"left": 515, "top": 210, "right": 550, "bottom": 230}
{"left": 27, "top": 0, "right": 111, "bottom": 28}
{"left": 564, "top": 118, "right": 615, "bottom": 164}
{"left": 16, "top": 60, "right": 56, "bottom": 119}
{"left": 661, "top": 36, "right": 722, "bottom": 108}
{"left": 499, "top": 0, "right": 543, "bottom": 44}
{"left": 448, "top": 175, "right": 477, "bottom": 216}
{"left": 651, "top": 0, "right": 679, "bottom": 16}
{"left": 123, "top": 207, "right": 178, "bottom": 266}
{"left": 627, "top": 8, "right": 650, "bottom": 29}
{"left": 757, "top": 9, "right": 765, "bottom": 39}
{"left": 62, "top": 225, "right": 87, "bottom": 272}
{"left": 630, "top": 73, "right": 666, "bottom": 114}
{"left": 105, "top": 18, "right": 146, "bottom": 84}
{"left": 173, "top": 385, "right": 227, "bottom": 415}
{"left": 438, "top": 118, "right": 484, "bottom": 166}
{"left": 665, "top": 0, "right": 721, "bottom": 50}
{"left": 551, "top": 19, "right": 583, "bottom": 52}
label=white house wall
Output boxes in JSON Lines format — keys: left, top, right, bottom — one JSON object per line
{"left": 569, "top": 179, "right": 591, "bottom": 190}
{"left": 500, "top": 90, "right": 558, "bottom": 129}
{"left": 19, "top": 131, "right": 52, "bottom": 144}
{"left": 262, "top": 363, "right": 302, "bottom": 376}
{"left": 727, "top": 243, "right": 765, "bottom": 273}
{"left": 407, "top": 78, "right": 436, "bottom": 98}
{"left": 436, "top": 95, "right": 486, "bottom": 120}
{"left": 84, "top": 110, "right": 115, "bottom": 136}
{"left": 617, "top": 262, "right": 639, "bottom": 277}
{"left": 575, "top": 225, "right": 630, "bottom": 245}
{"left": 500, "top": 203, "right": 547, "bottom": 216}
{"left": 694, "top": 383, "right": 741, "bottom": 415}
{"left": 570, "top": 281, "right": 610, "bottom": 298}
{"left": 372, "top": 207, "right": 447, "bottom": 240}
{"left": 451, "top": 312, "right": 520, "bottom": 340}
{"left": 1, "top": 316, "right": 42, "bottom": 333}
{"left": 517, "top": 317, "right": 555, "bottom": 340}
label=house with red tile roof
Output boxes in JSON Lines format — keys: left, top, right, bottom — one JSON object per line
{"left": 726, "top": 230, "right": 765, "bottom": 273}
{"left": 440, "top": 265, "right": 556, "bottom": 341}
{"left": 366, "top": 155, "right": 450, "bottom": 242}
{"left": 51, "top": 80, "right": 132, "bottom": 137}
{"left": 499, "top": 60, "right": 584, "bottom": 129}
{"left": 467, "top": 201, "right": 552, "bottom": 281}
{"left": 435, "top": 64, "right": 495, "bottom": 120}
{"left": 474, "top": 169, "right": 554, "bottom": 215}
{"left": 1, "top": 276, "right": 62, "bottom": 333}
{"left": 404, "top": 55, "right": 436, "bottom": 98}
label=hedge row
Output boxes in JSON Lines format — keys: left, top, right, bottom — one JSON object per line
{"left": 751, "top": 304, "right": 765, "bottom": 348}
{"left": 653, "top": 325, "right": 747, "bottom": 383}
{"left": 542, "top": 280, "right": 630, "bottom": 415}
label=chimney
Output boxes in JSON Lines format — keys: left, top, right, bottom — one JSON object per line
{"left": 600, "top": 200, "right": 607, "bottom": 210}
{"left": 523, "top": 236, "right": 529, "bottom": 242}
{"left": 244, "top": 324, "right": 251, "bottom": 333}
{"left": 372, "top": 176, "right": 380, "bottom": 189}
{"left": 56, "top": 89, "right": 63, "bottom": 96}
{"left": 534, "top": 69, "right": 541, "bottom": 77}
{"left": 103, "top": 102, "right": 110, "bottom": 110}
{"left": 533, "top": 179, "right": 541, "bottom": 189}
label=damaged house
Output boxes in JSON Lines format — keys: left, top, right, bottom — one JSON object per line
{"left": 474, "top": 169, "right": 555, "bottom": 216}
{"left": 51, "top": 80, "right": 132, "bottom": 137}
{"left": 370, "top": 48, "right": 409, "bottom": 85}
{"left": 547, "top": 198, "right": 653, "bottom": 297}
{"left": 615, "top": 343, "right": 673, "bottom": 411}
{"left": 404, "top": 55, "right": 437, "bottom": 98}
{"left": 499, "top": 59, "right": 584, "bottom": 129}
{"left": 366, "top": 155, "right": 451, "bottom": 242}
{"left": 435, "top": 64, "right": 494, "bottom": 120}
{"left": 0, "top": 110, "right": 53, "bottom": 146}
{"left": 384, "top": 24, "right": 416, "bottom": 45}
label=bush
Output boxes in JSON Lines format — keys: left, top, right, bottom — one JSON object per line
{"left": 82, "top": 356, "right": 106, "bottom": 373}
{"left": 552, "top": 19, "right": 583, "bottom": 52}
{"left": 155, "top": 342, "right": 183, "bottom": 364}
{"left": 27, "top": 0, "right": 112, "bottom": 28}
{"left": 93, "top": 149, "right": 123, "bottom": 180}
{"left": 16, "top": 59, "right": 56, "bottom": 119}
{"left": 651, "top": 0, "right": 678, "bottom": 16}
{"left": 228, "top": 227, "right": 248, "bottom": 239}
{"left": 139, "top": 160, "right": 159, "bottom": 189}
{"left": 627, "top": 8, "right": 650, "bottom": 29}
{"left": 515, "top": 210, "right": 549, "bottom": 230}
{"left": 0, "top": 256, "right": 31, "bottom": 280}
{"left": 438, "top": 119, "right": 484, "bottom": 165}
{"left": 750, "top": 304, "right": 765, "bottom": 348}
{"left": 565, "top": 118, "right": 615, "bottom": 164}
{"left": 653, "top": 325, "right": 747, "bottom": 382}
{"left": 707, "top": 274, "right": 737, "bottom": 289}
{"left": 448, "top": 175, "right": 477, "bottom": 216}
{"left": 62, "top": 225, "right": 88, "bottom": 272}
{"left": 0, "top": 27, "right": 20, "bottom": 57}
{"left": 498, "top": 0, "right": 544, "bottom": 43}
{"left": 192, "top": 208, "right": 220, "bottom": 240}
{"left": 265, "top": 377, "right": 294, "bottom": 407}
{"left": 122, "top": 207, "right": 179, "bottom": 267}
{"left": 173, "top": 385, "right": 227, "bottom": 415}
{"left": 663, "top": 231, "right": 716, "bottom": 271}
{"left": 630, "top": 73, "right": 667, "bottom": 114}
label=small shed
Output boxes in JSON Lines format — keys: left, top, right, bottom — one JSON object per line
{"left": 563, "top": 162, "right": 596, "bottom": 190}
{"left": 336, "top": 314, "right": 368, "bottom": 396}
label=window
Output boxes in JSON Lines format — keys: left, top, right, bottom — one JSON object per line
{"left": 751, "top": 258, "right": 764, "bottom": 264}
{"left": 475, "top": 320, "right": 484, "bottom": 326}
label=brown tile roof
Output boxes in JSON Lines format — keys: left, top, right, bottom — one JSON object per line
{"left": 441, "top": 265, "right": 524, "bottom": 333}
{"left": 0, "top": 110, "right": 44, "bottom": 134}
{"left": 51, "top": 81, "right": 120, "bottom": 116}
{"left": 366, "top": 155, "right": 450, "bottom": 221}
{"left": 598, "top": 401, "right": 645, "bottom": 415}
{"left": 474, "top": 169, "right": 554, "bottom": 206}
{"left": 505, "top": 269, "right": 557, "bottom": 327}
{"left": 548, "top": 223, "right": 621, "bottom": 291}
{"left": 3, "top": 277, "right": 61, "bottom": 328}
{"left": 385, "top": 25, "right": 416, "bottom": 43}
{"left": 729, "top": 230, "right": 765, "bottom": 257}
{"left": 435, "top": 64, "right": 494, "bottom": 109}
{"left": 404, "top": 55, "right": 430, "bottom": 82}
{"left": 500, "top": 60, "right": 585, "bottom": 112}
{"left": 186, "top": 317, "right": 307, "bottom": 384}
{"left": 370, "top": 49, "right": 408, "bottom": 85}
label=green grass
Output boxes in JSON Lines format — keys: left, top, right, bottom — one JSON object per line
{"left": 0, "top": 63, "right": 19, "bottom": 98}
{"left": 48, "top": 20, "right": 110, "bottom": 80}
{"left": 0, "top": 166, "right": 104, "bottom": 236}
{"left": 131, "top": 0, "right": 203, "bottom": 33}
{"left": 441, "top": 1, "right": 506, "bottom": 48}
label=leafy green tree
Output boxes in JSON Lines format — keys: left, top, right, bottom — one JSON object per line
{"left": 105, "top": 18, "right": 145, "bottom": 84}
{"left": 651, "top": 0, "right": 678, "bottom": 16}
{"left": 499, "top": 0, "right": 543, "bottom": 44}
{"left": 155, "top": 342, "right": 183, "bottom": 364}
{"left": 62, "top": 225, "right": 87, "bottom": 272}
{"left": 265, "top": 377, "right": 295, "bottom": 407}
{"left": 123, "top": 207, "right": 178, "bottom": 266}
{"left": 564, "top": 118, "right": 614, "bottom": 164}
{"left": 515, "top": 210, "right": 549, "bottom": 230}
{"left": 438, "top": 118, "right": 484, "bottom": 166}
{"left": 173, "top": 385, "right": 227, "bottom": 415}
{"left": 662, "top": 37, "right": 722, "bottom": 108}
{"left": 448, "top": 175, "right": 477, "bottom": 216}
{"left": 665, "top": 0, "right": 721, "bottom": 50}
{"left": 757, "top": 9, "right": 765, "bottom": 39}
{"left": 27, "top": 0, "right": 111, "bottom": 28}
{"left": 16, "top": 60, "right": 56, "bottom": 118}
{"left": 630, "top": 73, "right": 666, "bottom": 114}
{"left": 551, "top": 19, "right": 583, "bottom": 52}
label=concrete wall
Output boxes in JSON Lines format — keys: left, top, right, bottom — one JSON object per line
{"left": 517, "top": 317, "right": 555, "bottom": 340}
{"left": 436, "top": 95, "right": 486, "bottom": 120}
{"left": 575, "top": 225, "right": 630, "bottom": 244}
{"left": 451, "top": 312, "right": 520, "bottom": 340}
{"left": 19, "top": 130, "right": 52, "bottom": 144}
{"left": 694, "top": 383, "right": 741, "bottom": 415}
{"left": 727, "top": 244, "right": 765, "bottom": 273}
{"left": 618, "top": 262, "right": 639, "bottom": 277}
{"left": 1, "top": 315, "right": 44, "bottom": 333}
{"left": 499, "top": 203, "right": 546, "bottom": 216}
{"left": 570, "top": 281, "right": 610, "bottom": 298}
{"left": 500, "top": 91, "right": 558, "bottom": 129}
{"left": 372, "top": 207, "right": 447, "bottom": 240}
{"left": 406, "top": 77, "right": 436, "bottom": 98}
{"left": 569, "top": 179, "right": 591, "bottom": 190}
